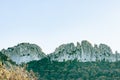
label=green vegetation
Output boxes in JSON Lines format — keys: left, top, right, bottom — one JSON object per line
{"left": 0, "top": 52, "right": 16, "bottom": 65}
{"left": 27, "top": 58, "right": 120, "bottom": 80}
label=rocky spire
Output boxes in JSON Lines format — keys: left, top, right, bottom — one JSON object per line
{"left": 49, "top": 40, "right": 120, "bottom": 62}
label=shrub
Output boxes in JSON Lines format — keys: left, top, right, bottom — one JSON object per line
{"left": 0, "top": 62, "right": 37, "bottom": 80}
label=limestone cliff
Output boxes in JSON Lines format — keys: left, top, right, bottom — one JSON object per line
{"left": 1, "top": 43, "right": 46, "bottom": 64}
{"left": 49, "top": 40, "right": 120, "bottom": 62}
{"left": 1, "top": 41, "right": 120, "bottom": 64}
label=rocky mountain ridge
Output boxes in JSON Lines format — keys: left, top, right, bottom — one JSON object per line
{"left": 1, "top": 40, "right": 120, "bottom": 64}
{"left": 49, "top": 40, "right": 120, "bottom": 62}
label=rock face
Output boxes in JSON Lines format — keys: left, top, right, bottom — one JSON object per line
{"left": 1, "top": 43, "right": 46, "bottom": 64}
{"left": 49, "top": 40, "right": 120, "bottom": 62}
{"left": 1, "top": 41, "right": 120, "bottom": 64}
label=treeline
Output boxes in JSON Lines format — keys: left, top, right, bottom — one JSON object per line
{"left": 27, "top": 58, "right": 120, "bottom": 80}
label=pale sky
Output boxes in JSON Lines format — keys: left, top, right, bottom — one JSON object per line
{"left": 0, "top": 0, "right": 120, "bottom": 54}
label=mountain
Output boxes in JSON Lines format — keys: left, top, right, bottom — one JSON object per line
{"left": 49, "top": 40, "right": 120, "bottom": 62}
{"left": 1, "top": 43, "right": 46, "bottom": 64}
{"left": 1, "top": 40, "right": 120, "bottom": 64}
{"left": 26, "top": 40, "right": 120, "bottom": 80}
{"left": 1, "top": 41, "right": 120, "bottom": 79}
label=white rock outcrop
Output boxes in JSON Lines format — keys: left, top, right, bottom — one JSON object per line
{"left": 49, "top": 40, "right": 120, "bottom": 62}
{"left": 1, "top": 41, "right": 120, "bottom": 64}
{"left": 1, "top": 43, "right": 46, "bottom": 64}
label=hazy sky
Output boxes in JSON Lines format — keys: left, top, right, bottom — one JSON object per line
{"left": 0, "top": 0, "right": 120, "bottom": 54}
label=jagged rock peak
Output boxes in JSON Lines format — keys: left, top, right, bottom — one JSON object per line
{"left": 1, "top": 43, "right": 46, "bottom": 64}
{"left": 54, "top": 43, "right": 76, "bottom": 55}
{"left": 49, "top": 40, "right": 120, "bottom": 62}
{"left": 76, "top": 42, "right": 81, "bottom": 50}
{"left": 99, "top": 43, "right": 113, "bottom": 55}
{"left": 81, "top": 40, "right": 94, "bottom": 54}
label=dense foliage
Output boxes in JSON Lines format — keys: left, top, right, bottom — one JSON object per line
{"left": 27, "top": 58, "right": 120, "bottom": 80}
{"left": 0, "top": 52, "right": 16, "bottom": 65}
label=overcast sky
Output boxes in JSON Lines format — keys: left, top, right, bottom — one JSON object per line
{"left": 0, "top": 0, "right": 120, "bottom": 54}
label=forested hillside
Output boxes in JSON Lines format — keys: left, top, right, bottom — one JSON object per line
{"left": 27, "top": 58, "right": 120, "bottom": 80}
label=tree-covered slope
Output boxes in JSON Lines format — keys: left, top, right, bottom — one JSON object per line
{"left": 27, "top": 58, "right": 120, "bottom": 80}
